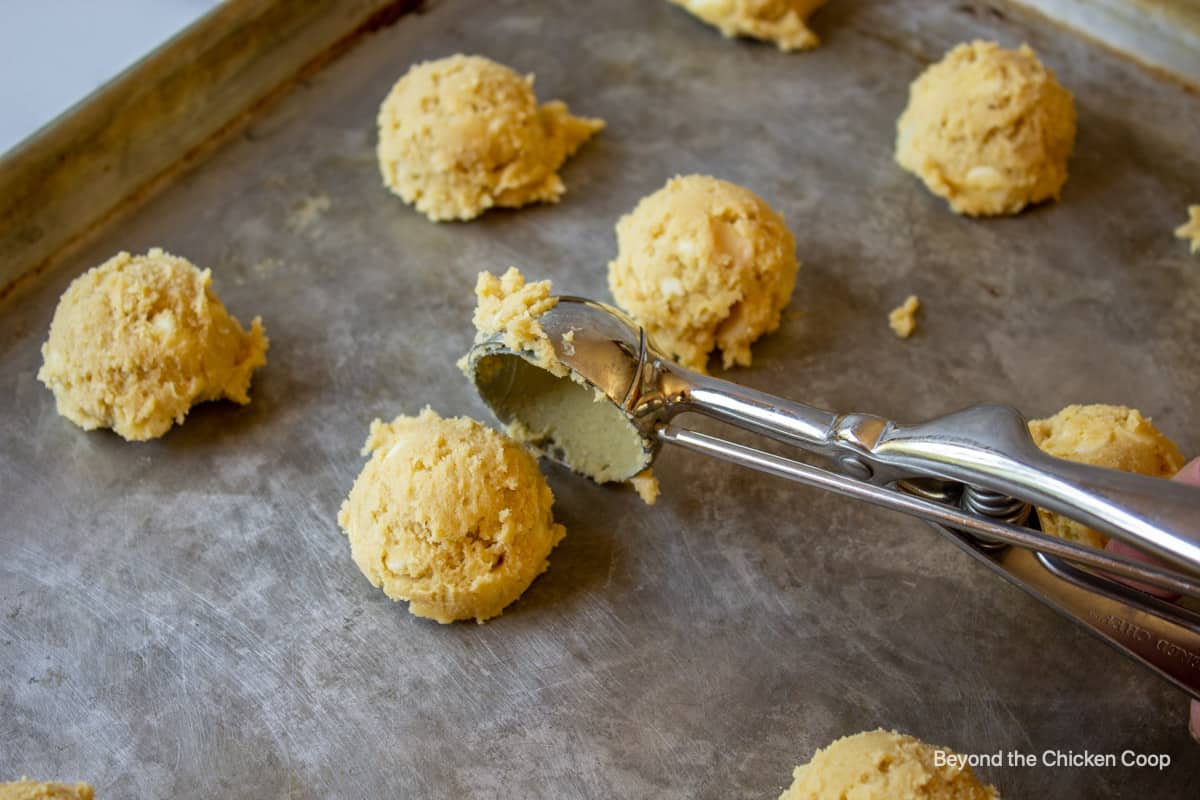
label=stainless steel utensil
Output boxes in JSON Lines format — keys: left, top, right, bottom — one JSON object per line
{"left": 465, "top": 295, "right": 1200, "bottom": 701}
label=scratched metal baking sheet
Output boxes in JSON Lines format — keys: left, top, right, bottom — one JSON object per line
{"left": 3, "top": 0, "right": 1200, "bottom": 796}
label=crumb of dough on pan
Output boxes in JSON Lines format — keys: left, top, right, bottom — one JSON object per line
{"left": 1175, "top": 205, "right": 1200, "bottom": 254}
{"left": 888, "top": 295, "right": 920, "bottom": 339}
{"left": 630, "top": 468, "right": 660, "bottom": 505}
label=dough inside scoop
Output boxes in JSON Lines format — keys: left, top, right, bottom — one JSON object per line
{"left": 469, "top": 351, "right": 652, "bottom": 484}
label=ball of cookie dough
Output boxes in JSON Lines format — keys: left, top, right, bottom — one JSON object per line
{"left": 668, "top": 0, "right": 826, "bottom": 51}
{"left": 1029, "top": 404, "right": 1185, "bottom": 548}
{"left": 376, "top": 54, "right": 604, "bottom": 222}
{"left": 37, "top": 249, "right": 268, "bottom": 442}
{"left": 608, "top": 174, "right": 798, "bottom": 373}
{"left": 896, "top": 40, "right": 1075, "bottom": 217}
{"left": 0, "top": 780, "right": 94, "bottom": 800}
{"left": 338, "top": 408, "right": 566, "bottom": 624}
{"left": 779, "top": 729, "right": 999, "bottom": 800}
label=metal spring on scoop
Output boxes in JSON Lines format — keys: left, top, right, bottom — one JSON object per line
{"left": 961, "top": 486, "right": 1032, "bottom": 525}
{"left": 960, "top": 486, "right": 1032, "bottom": 550}
{"left": 897, "top": 479, "right": 1031, "bottom": 551}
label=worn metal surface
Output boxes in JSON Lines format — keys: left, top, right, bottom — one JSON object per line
{"left": 2, "top": 0, "right": 1200, "bottom": 796}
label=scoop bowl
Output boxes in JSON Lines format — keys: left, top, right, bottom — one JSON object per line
{"left": 463, "top": 296, "right": 661, "bottom": 482}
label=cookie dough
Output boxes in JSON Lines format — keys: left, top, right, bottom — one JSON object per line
{"left": 779, "top": 729, "right": 1000, "bottom": 800}
{"left": 607, "top": 175, "right": 799, "bottom": 373}
{"left": 467, "top": 267, "right": 565, "bottom": 377}
{"left": 888, "top": 295, "right": 920, "bottom": 339}
{"left": 338, "top": 407, "right": 565, "bottom": 624}
{"left": 376, "top": 54, "right": 604, "bottom": 222}
{"left": 0, "top": 780, "right": 93, "bottom": 800}
{"left": 463, "top": 269, "right": 654, "bottom": 491}
{"left": 630, "top": 468, "right": 660, "bottom": 505}
{"left": 1176, "top": 205, "right": 1200, "bottom": 254}
{"left": 37, "top": 249, "right": 268, "bottom": 441}
{"left": 896, "top": 41, "right": 1076, "bottom": 217}
{"left": 1029, "top": 404, "right": 1185, "bottom": 548}
{"left": 669, "top": 0, "right": 826, "bottom": 51}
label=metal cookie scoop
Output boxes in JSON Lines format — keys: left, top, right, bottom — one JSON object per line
{"left": 465, "top": 295, "right": 1200, "bottom": 700}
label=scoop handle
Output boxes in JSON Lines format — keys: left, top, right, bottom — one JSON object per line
{"left": 870, "top": 404, "right": 1200, "bottom": 575}
{"left": 659, "top": 362, "right": 840, "bottom": 449}
{"left": 661, "top": 366, "right": 1200, "bottom": 575}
